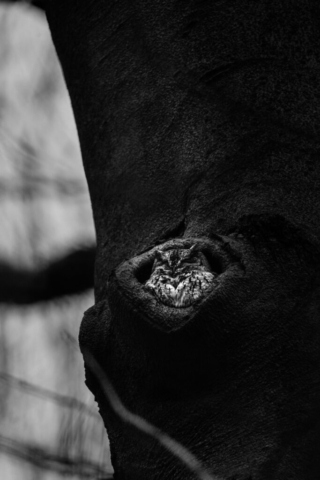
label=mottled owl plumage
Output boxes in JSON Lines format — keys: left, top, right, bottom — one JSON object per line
{"left": 145, "top": 245, "right": 215, "bottom": 308}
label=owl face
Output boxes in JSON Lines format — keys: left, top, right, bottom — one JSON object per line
{"left": 152, "top": 245, "right": 210, "bottom": 276}
{"left": 145, "top": 245, "right": 215, "bottom": 307}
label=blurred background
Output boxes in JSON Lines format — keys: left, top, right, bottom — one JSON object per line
{"left": 0, "top": 3, "right": 113, "bottom": 479}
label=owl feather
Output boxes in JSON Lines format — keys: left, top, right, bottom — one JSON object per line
{"left": 145, "top": 245, "right": 215, "bottom": 308}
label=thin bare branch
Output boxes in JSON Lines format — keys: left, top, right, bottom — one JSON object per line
{"left": 0, "top": 372, "right": 100, "bottom": 418}
{"left": 83, "top": 349, "right": 221, "bottom": 480}
{"left": 0, "top": 434, "right": 112, "bottom": 478}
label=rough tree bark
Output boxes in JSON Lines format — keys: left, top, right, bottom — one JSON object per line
{"left": 4, "top": 1, "right": 320, "bottom": 479}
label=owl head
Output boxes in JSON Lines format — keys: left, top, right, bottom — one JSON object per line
{"left": 153, "top": 245, "right": 201, "bottom": 274}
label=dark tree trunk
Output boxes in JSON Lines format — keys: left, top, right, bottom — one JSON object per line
{"left": 14, "top": 0, "right": 320, "bottom": 478}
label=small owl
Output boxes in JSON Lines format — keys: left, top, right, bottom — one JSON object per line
{"left": 145, "top": 245, "right": 215, "bottom": 308}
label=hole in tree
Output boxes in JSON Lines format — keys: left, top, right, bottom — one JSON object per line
{"left": 135, "top": 258, "right": 154, "bottom": 284}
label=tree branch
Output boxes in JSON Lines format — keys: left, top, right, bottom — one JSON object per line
{"left": 0, "top": 434, "right": 112, "bottom": 478}
{"left": 0, "top": 246, "right": 95, "bottom": 304}
{"left": 83, "top": 349, "right": 219, "bottom": 480}
{"left": 0, "top": 0, "right": 45, "bottom": 12}
{"left": 0, "top": 371, "right": 100, "bottom": 417}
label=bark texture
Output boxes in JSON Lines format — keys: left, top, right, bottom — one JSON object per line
{"left": 44, "top": 1, "right": 320, "bottom": 478}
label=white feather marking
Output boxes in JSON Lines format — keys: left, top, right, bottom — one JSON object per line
{"left": 145, "top": 246, "right": 216, "bottom": 307}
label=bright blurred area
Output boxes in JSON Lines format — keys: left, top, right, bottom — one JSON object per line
{"left": 0, "top": 3, "right": 112, "bottom": 479}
